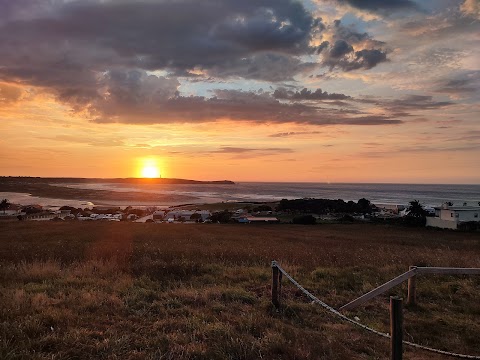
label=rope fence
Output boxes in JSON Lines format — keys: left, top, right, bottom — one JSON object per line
{"left": 272, "top": 261, "right": 480, "bottom": 359}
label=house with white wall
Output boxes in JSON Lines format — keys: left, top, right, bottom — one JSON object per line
{"left": 163, "top": 210, "right": 211, "bottom": 222}
{"left": 426, "top": 203, "right": 480, "bottom": 229}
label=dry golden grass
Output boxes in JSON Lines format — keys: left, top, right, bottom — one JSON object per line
{"left": 0, "top": 222, "right": 479, "bottom": 359}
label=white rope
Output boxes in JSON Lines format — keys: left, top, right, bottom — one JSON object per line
{"left": 272, "top": 261, "right": 480, "bottom": 359}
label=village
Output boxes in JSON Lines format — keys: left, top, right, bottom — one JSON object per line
{"left": 1, "top": 198, "right": 479, "bottom": 230}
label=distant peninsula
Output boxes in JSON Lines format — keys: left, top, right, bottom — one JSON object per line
{"left": 0, "top": 176, "right": 235, "bottom": 185}
{"left": 0, "top": 177, "right": 235, "bottom": 205}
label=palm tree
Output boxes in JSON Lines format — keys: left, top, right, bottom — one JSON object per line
{"left": 0, "top": 199, "right": 10, "bottom": 214}
{"left": 407, "top": 200, "right": 427, "bottom": 218}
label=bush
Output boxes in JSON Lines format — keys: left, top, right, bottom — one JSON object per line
{"left": 209, "top": 210, "right": 232, "bottom": 223}
{"left": 457, "top": 221, "right": 479, "bottom": 232}
{"left": 403, "top": 216, "right": 426, "bottom": 227}
{"left": 292, "top": 215, "right": 317, "bottom": 225}
{"left": 253, "top": 205, "right": 272, "bottom": 212}
{"left": 339, "top": 214, "right": 355, "bottom": 223}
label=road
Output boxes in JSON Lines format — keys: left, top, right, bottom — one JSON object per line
{"left": 134, "top": 214, "right": 153, "bottom": 223}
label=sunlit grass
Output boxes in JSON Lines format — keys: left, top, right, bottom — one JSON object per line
{"left": 0, "top": 222, "right": 479, "bottom": 359}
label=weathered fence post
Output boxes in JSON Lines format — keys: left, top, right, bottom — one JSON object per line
{"left": 279, "top": 270, "right": 283, "bottom": 299}
{"left": 271, "top": 261, "right": 280, "bottom": 308}
{"left": 407, "top": 266, "right": 417, "bottom": 305}
{"left": 390, "top": 296, "right": 403, "bottom": 360}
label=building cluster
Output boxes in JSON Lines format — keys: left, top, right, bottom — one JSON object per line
{"left": 1, "top": 200, "right": 479, "bottom": 230}
{"left": 0, "top": 204, "right": 133, "bottom": 222}
{"left": 427, "top": 202, "right": 480, "bottom": 230}
{"left": 152, "top": 210, "right": 211, "bottom": 223}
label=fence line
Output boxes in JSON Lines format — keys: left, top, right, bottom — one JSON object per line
{"left": 272, "top": 261, "right": 480, "bottom": 359}
{"left": 340, "top": 266, "right": 480, "bottom": 311}
{"left": 340, "top": 268, "right": 417, "bottom": 311}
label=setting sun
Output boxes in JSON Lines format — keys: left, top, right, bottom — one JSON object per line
{"left": 141, "top": 166, "right": 160, "bottom": 178}
{"left": 138, "top": 158, "right": 162, "bottom": 178}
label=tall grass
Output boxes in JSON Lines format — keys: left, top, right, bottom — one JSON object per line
{"left": 0, "top": 222, "right": 479, "bottom": 359}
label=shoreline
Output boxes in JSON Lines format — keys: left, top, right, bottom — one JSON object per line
{"left": 2, "top": 177, "right": 479, "bottom": 209}
{"left": 0, "top": 189, "right": 411, "bottom": 212}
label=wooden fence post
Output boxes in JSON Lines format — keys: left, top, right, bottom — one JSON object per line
{"left": 407, "top": 266, "right": 417, "bottom": 305}
{"left": 390, "top": 296, "right": 403, "bottom": 360}
{"left": 272, "top": 261, "right": 280, "bottom": 308}
{"left": 279, "top": 270, "right": 283, "bottom": 299}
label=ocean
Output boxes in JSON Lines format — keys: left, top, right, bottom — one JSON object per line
{"left": 3, "top": 182, "right": 479, "bottom": 208}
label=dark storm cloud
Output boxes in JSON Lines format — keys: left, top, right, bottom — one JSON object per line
{"left": 88, "top": 79, "right": 402, "bottom": 126}
{"left": 353, "top": 49, "right": 388, "bottom": 70}
{"left": 316, "top": 41, "right": 330, "bottom": 54}
{"left": 0, "top": 0, "right": 404, "bottom": 127}
{"left": 318, "top": 21, "right": 389, "bottom": 72}
{"left": 336, "top": 0, "right": 419, "bottom": 13}
{"left": 0, "top": 0, "right": 323, "bottom": 84}
{"left": 329, "top": 40, "right": 354, "bottom": 58}
{"left": 273, "top": 87, "right": 352, "bottom": 101}
{"left": 322, "top": 45, "right": 388, "bottom": 71}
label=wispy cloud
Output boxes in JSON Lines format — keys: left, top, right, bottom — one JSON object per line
{"left": 269, "top": 131, "right": 322, "bottom": 138}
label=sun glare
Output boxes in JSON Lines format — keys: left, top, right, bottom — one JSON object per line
{"left": 141, "top": 166, "right": 160, "bottom": 178}
{"left": 138, "top": 158, "right": 161, "bottom": 178}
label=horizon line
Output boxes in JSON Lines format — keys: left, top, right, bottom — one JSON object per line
{"left": 0, "top": 175, "right": 479, "bottom": 186}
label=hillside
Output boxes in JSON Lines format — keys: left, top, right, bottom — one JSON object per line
{"left": 0, "top": 223, "right": 479, "bottom": 359}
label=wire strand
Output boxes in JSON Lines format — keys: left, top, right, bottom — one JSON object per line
{"left": 272, "top": 261, "right": 480, "bottom": 359}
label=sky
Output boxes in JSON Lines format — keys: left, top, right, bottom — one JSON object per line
{"left": 0, "top": 0, "right": 479, "bottom": 183}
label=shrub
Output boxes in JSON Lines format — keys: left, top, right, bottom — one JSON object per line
{"left": 292, "top": 214, "right": 316, "bottom": 225}
{"left": 457, "top": 221, "right": 479, "bottom": 232}
{"left": 339, "top": 214, "right": 355, "bottom": 223}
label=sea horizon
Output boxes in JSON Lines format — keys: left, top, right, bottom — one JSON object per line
{"left": 1, "top": 175, "right": 479, "bottom": 186}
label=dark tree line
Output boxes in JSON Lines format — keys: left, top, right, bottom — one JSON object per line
{"left": 209, "top": 210, "right": 233, "bottom": 223}
{"left": 277, "top": 198, "right": 375, "bottom": 214}
{"left": 0, "top": 199, "right": 10, "bottom": 214}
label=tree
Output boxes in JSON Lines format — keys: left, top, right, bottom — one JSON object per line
{"left": 253, "top": 205, "right": 272, "bottom": 212}
{"left": 209, "top": 210, "right": 232, "bottom": 223}
{"left": 22, "top": 206, "right": 42, "bottom": 215}
{"left": 190, "top": 213, "right": 203, "bottom": 222}
{"left": 0, "top": 199, "right": 10, "bottom": 214}
{"left": 292, "top": 214, "right": 317, "bottom": 225}
{"left": 405, "top": 200, "right": 427, "bottom": 226}
{"left": 407, "top": 200, "right": 427, "bottom": 218}
{"left": 357, "top": 198, "right": 373, "bottom": 213}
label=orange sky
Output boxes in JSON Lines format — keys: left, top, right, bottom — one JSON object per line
{"left": 1, "top": 91, "right": 478, "bottom": 183}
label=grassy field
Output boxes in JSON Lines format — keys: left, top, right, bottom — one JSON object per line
{"left": 0, "top": 222, "right": 479, "bottom": 359}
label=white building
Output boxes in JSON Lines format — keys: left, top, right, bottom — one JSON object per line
{"left": 426, "top": 203, "right": 480, "bottom": 229}
{"left": 153, "top": 210, "right": 166, "bottom": 221}
{"left": 163, "top": 210, "right": 211, "bottom": 222}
